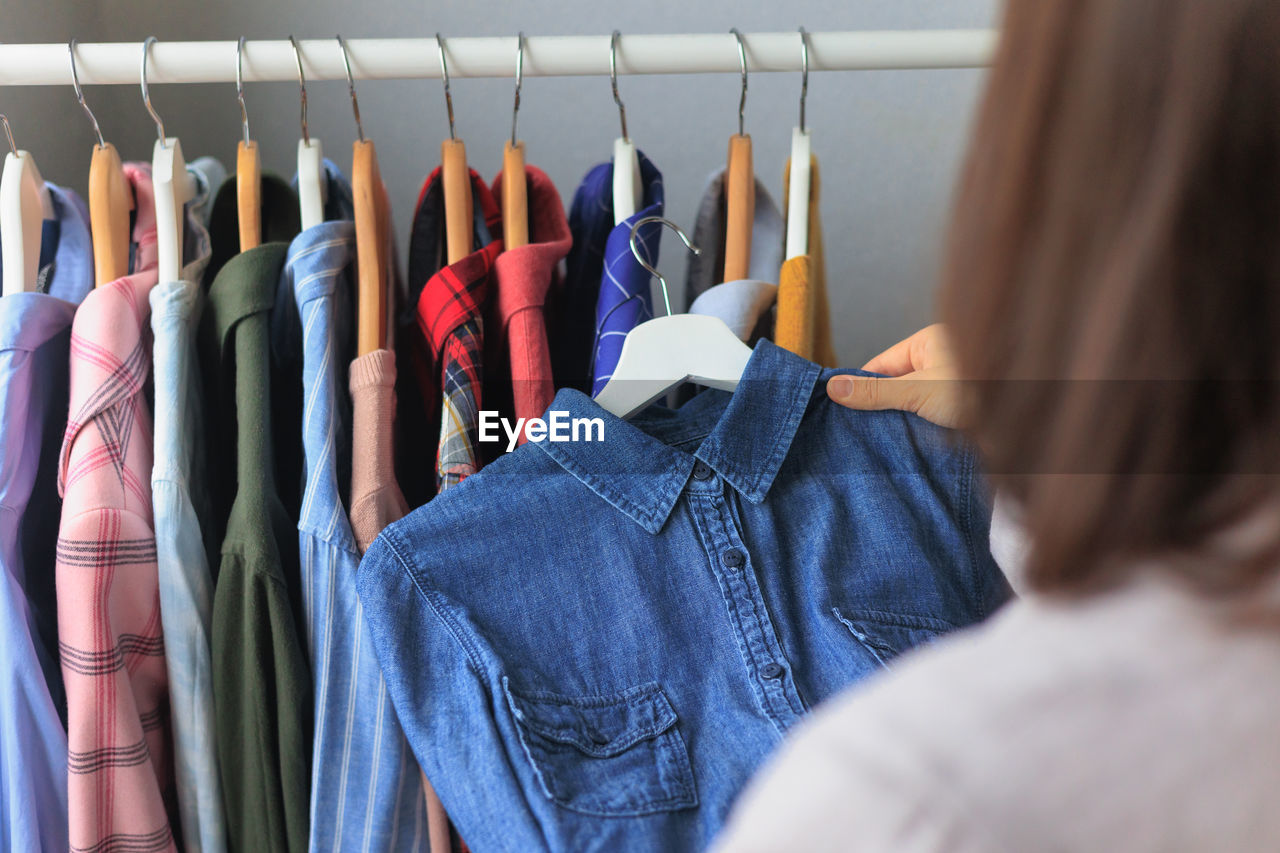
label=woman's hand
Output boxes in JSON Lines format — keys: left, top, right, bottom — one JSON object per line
{"left": 825, "top": 324, "right": 964, "bottom": 429}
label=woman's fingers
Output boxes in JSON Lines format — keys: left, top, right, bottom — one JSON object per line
{"left": 826, "top": 367, "right": 964, "bottom": 429}
{"left": 861, "top": 323, "right": 950, "bottom": 376}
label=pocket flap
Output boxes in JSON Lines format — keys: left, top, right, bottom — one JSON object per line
{"left": 505, "top": 680, "right": 679, "bottom": 758}
{"left": 833, "top": 607, "right": 957, "bottom": 665}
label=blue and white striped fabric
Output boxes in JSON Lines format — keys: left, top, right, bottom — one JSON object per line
{"left": 590, "top": 152, "right": 665, "bottom": 396}
{"left": 150, "top": 156, "right": 227, "bottom": 853}
{"left": 285, "top": 213, "right": 428, "bottom": 852}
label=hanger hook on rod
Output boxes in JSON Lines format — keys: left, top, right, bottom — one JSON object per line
{"left": 141, "top": 36, "right": 167, "bottom": 148}
{"left": 629, "top": 215, "right": 699, "bottom": 319}
{"left": 336, "top": 35, "right": 365, "bottom": 143}
{"left": 798, "top": 27, "right": 810, "bottom": 134}
{"left": 288, "top": 35, "right": 310, "bottom": 146}
{"left": 510, "top": 32, "right": 524, "bottom": 146}
{"left": 236, "top": 36, "right": 251, "bottom": 145}
{"left": 68, "top": 40, "right": 106, "bottom": 148}
{"left": 610, "top": 30, "right": 628, "bottom": 141}
{"left": 730, "top": 28, "right": 748, "bottom": 136}
{"left": 0, "top": 115, "right": 16, "bottom": 156}
{"left": 436, "top": 33, "right": 456, "bottom": 141}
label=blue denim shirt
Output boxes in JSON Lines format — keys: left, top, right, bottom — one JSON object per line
{"left": 357, "top": 340, "right": 1010, "bottom": 852}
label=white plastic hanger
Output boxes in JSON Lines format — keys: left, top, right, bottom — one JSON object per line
{"left": 609, "top": 31, "right": 642, "bottom": 225}
{"left": 0, "top": 114, "right": 54, "bottom": 296}
{"left": 785, "top": 28, "right": 812, "bottom": 260}
{"left": 594, "top": 216, "right": 753, "bottom": 418}
{"left": 142, "top": 37, "right": 195, "bottom": 285}
{"left": 290, "top": 36, "right": 326, "bottom": 231}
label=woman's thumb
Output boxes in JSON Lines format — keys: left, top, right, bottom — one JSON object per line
{"left": 827, "top": 375, "right": 918, "bottom": 413}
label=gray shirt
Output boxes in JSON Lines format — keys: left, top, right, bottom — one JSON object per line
{"left": 714, "top": 563, "right": 1280, "bottom": 852}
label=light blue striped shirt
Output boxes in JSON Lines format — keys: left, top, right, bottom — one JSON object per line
{"left": 285, "top": 188, "right": 428, "bottom": 852}
{"left": 150, "top": 156, "right": 227, "bottom": 853}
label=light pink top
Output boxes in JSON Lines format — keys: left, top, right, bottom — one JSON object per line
{"left": 349, "top": 348, "right": 410, "bottom": 554}
{"left": 348, "top": 347, "right": 452, "bottom": 853}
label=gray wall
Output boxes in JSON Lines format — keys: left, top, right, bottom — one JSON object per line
{"left": 7, "top": 0, "right": 995, "bottom": 366}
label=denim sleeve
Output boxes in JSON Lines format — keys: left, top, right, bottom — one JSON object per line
{"left": 964, "top": 453, "right": 1015, "bottom": 616}
{"left": 356, "top": 522, "right": 551, "bottom": 851}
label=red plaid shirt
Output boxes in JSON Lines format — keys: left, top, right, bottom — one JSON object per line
{"left": 56, "top": 163, "right": 177, "bottom": 852}
{"left": 417, "top": 171, "right": 503, "bottom": 490}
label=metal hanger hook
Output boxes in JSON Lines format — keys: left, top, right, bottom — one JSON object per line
{"left": 68, "top": 40, "right": 106, "bottom": 148}
{"left": 236, "top": 36, "right": 251, "bottom": 145}
{"left": 336, "top": 35, "right": 365, "bottom": 143}
{"left": 436, "top": 33, "right": 456, "bottom": 141}
{"left": 610, "top": 30, "right": 628, "bottom": 141}
{"left": 510, "top": 32, "right": 524, "bottom": 146}
{"left": 0, "top": 115, "right": 16, "bottom": 156}
{"left": 288, "top": 35, "right": 310, "bottom": 146}
{"left": 629, "top": 216, "right": 700, "bottom": 319}
{"left": 141, "top": 36, "right": 167, "bottom": 148}
{"left": 798, "top": 27, "right": 810, "bottom": 133}
{"left": 730, "top": 28, "right": 748, "bottom": 136}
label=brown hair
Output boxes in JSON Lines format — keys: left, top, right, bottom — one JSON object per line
{"left": 941, "top": 0, "right": 1280, "bottom": 595}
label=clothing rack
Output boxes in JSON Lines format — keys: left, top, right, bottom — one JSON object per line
{"left": 0, "top": 31, "right": 995, "bottom": 87}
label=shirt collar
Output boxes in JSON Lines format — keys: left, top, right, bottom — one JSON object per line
{"left": 491, "top": 165, "right": 572, "bottom": 318}
{"left": 178, "top": 158, "right": 218, "bottom": 284}
{"left": 207, "top": 243, "right": 290, "bottom": 346}
{"left": 688, "top": 279, "right": 778, "bottom": 342}
{"left": 0, "top": 182, "right": 93, "bottom": 315}
{"left": 203, "top": 172, "right": 300, "bottom": 288}
{"left": 687, "top": 168, "right": 784, "bottom": 297}
{"left": 43, "top": 184, "right": 93, "bottom": 304}
{"left": 285, "top": 219, "right": 356, "bottom": 305}
{"left": 533, "top": 339, "right": 822, "bottom": 533}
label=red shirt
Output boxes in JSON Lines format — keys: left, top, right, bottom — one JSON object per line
{"left": 489, "top": 166, "right": 573, "bottom": 434}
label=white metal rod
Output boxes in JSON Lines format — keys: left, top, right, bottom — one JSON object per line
{"left": 0, "top": 31, "right": 995, "bottom": 87}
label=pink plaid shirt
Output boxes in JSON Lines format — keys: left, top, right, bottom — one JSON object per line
{"left": 56, "top": 163, "right": 177, "bottom": 853}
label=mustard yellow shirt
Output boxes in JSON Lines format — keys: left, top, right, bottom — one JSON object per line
{"left": 777, "top": 155, "right": 837, "bottom": 367}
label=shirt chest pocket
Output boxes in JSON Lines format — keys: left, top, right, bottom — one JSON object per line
{"left": 502, "top": 678, "right": 698, "bottom": 817}
{"left": 832, "top": 607, "right": 957, "bottom": 668}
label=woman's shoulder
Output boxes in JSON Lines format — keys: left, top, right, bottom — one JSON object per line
{"left": 715, "top": 577, "right": 1280, "bottom": 852}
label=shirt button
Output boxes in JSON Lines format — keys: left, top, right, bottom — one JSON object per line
{"left": 721, "top": 548, "right": 745, "bottom": 569}
{"left": 761, "top": 662, "right": 785, "bottom": 680}
{"left": 692, "top": 461, "right": 713, "bottom": 480}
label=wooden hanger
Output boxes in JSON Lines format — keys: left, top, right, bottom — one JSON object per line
{"left": 785, "top": 29, "right": 812, "bottom": 261}
{"left": 723, "top": 29, "right": 754, "bottom": 283}
{"left": 0, "top": 116, "right": 54, "bottom": 296}
{"left": 70, "top": 41, "right": 134, "bottom": 286}
{"left": 90, "top": 144, "right": 133, "bottom": 284}
{"left": 338, "top": 35, "right": 390, "bottom": 355}
{"left": 594, "top": 216, "right": 752, "bottom": 418}
{"left": 610, "top": 31, "right": 643, "bottom": 225}
{"left": 501, "top": 34, "right": 529, "bottom": 249}
{"left": 238, "top": 142, "right": 262, "bottom": 250}
{"left": 438, "top": 34, "right": 473, "bottom": 266}
{"left": 236, "top": 37, "right": 262, "bottom": 251}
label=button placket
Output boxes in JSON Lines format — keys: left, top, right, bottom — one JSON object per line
{"left": 689, "top": 487, "right": 804, "bottom": 732}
